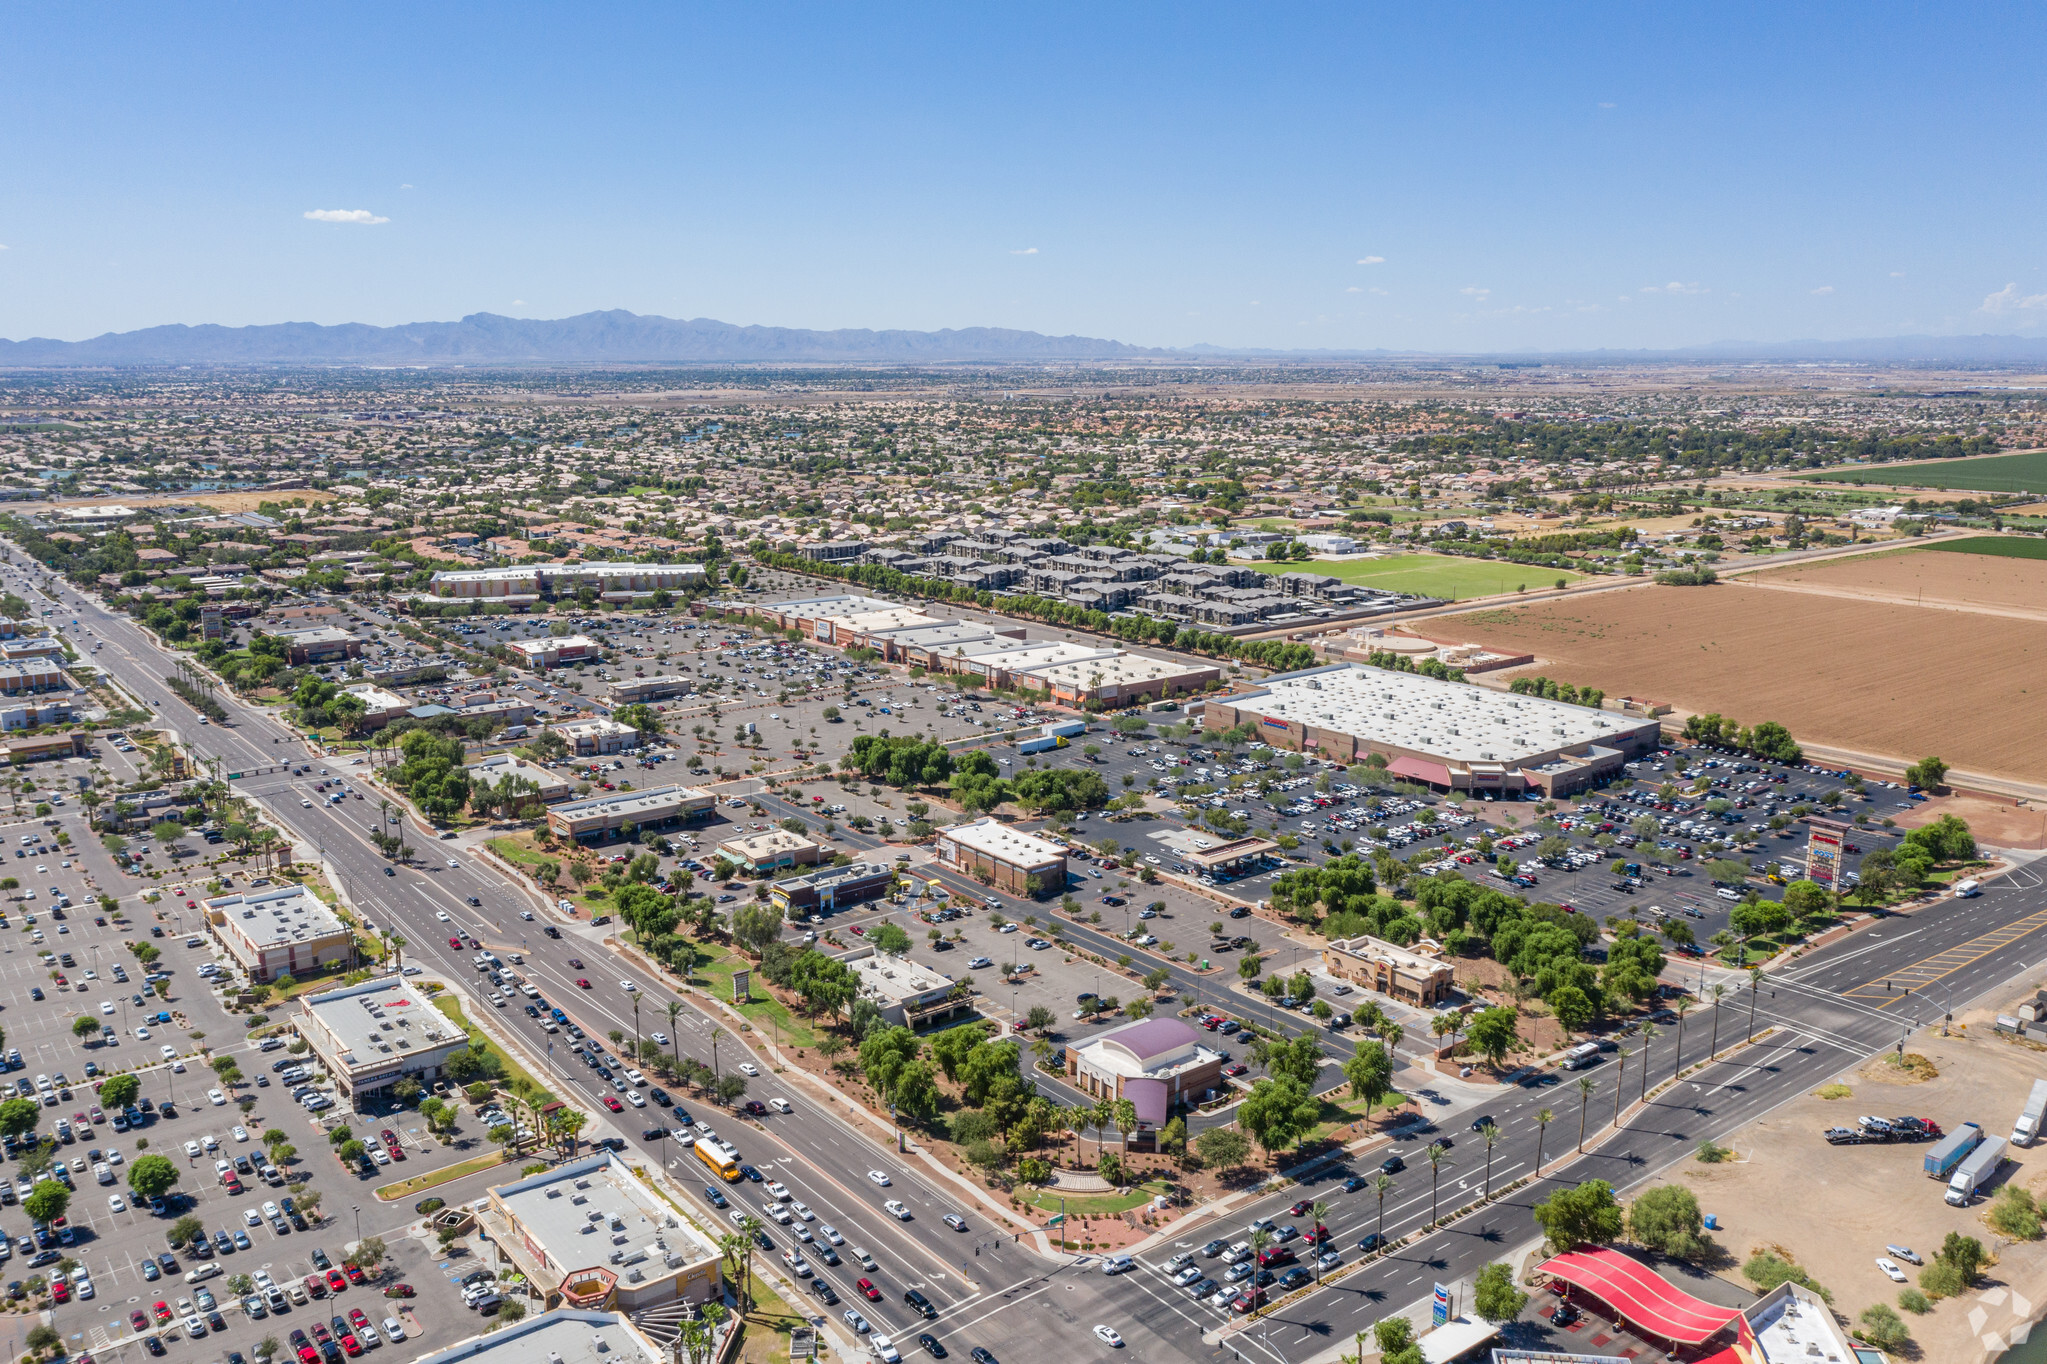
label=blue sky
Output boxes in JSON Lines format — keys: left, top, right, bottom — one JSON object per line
{"left": 4, "top": 3, "right": 2044, "bottom": 352}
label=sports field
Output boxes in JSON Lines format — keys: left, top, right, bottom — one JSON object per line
{"left": 1250, "top": 554, "right": 1585, "bottom": 600}
{"left": 1446, "top": 581, "right": 2047, "bottom": 780}
{"left": 1799, "top": 448, "right": 2047, "bottom": 494}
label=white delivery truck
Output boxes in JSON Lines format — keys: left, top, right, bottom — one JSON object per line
{"left": 1947, "top": 1134, "right": 2007, "bottom": 1206}
{"left": 2016, "top": 1079, "right": 2047, "bottom": 1146}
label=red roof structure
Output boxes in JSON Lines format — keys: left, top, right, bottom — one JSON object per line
{"left": 1538, "top": 1247, "right": 1742, "bottom": 1346}
{"left": 1386, "top": 755, "right": 1452, "bottom": 787}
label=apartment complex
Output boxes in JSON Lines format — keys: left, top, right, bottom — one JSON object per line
{"left": 427, "top": 561, "right": 705, "bottom": 605}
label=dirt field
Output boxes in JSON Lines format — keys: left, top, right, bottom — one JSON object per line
{"left": 1636, "top": 1010, "right": 2047, "bottom": 1363}
{"left": 1446, "top": 582, "right": 2047, "bottom": 782}
{"left": 21, "top": 489, "right": 335, "bottom": 514}
{"left": 1749, "top": 546, "right": 2047, "bottom": 621}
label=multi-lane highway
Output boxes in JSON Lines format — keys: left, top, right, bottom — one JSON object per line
{"left": 13, "top": 555, "right": 2047, "bottom": 1364}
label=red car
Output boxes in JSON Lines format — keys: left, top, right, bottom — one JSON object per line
{"left": 340, "top": 1335, "right": 361, "bottom": 1357}
{"left": 856, "top": 1278, "right": 881, "bottom": 1301}
{"left": 305, "top": 1275, "right": 327, "bottom": 1300}
{"left": 448, "top": 936, "right": 462, "bottom": 949}
{"left": 223, "top": 1172, "right": 242, "bottom": 1193}
{"left": 152, "top": 1302, "right": 172, "bottom": 1324}
{"left": 310, "top": 1324, "right": 330, "bottom": 1342}
{"left": 386, "top": 1284, "right": 415, "bottom": 1299}
{"left": 348, "top": 1309, "right": 370, "bottom": 1331}
{"left": 297, "top": 1349, "right": 319, "bottom": 1364}
{"left": 1223, "top": 1063, "right": 1248, "bottom": 1077}
{"left": 379, "top": 1129, "right": 399, "bottom": 1148}
{"left": 131, "top": 1311, "right": 150, "bottom": 1333}
{"left": 576, "top": 978, "right": 592, "bottom": 989}
{"left": 89, "top": 1106, "right": 104, "bottom": 1123}
{"left": 344, "top": 1263, "right": 365, "bottom": 1285}
{"left": 326, "top": 1269, "right": 348, "bottom": 1293}
{"left": 52, "top": 1280, "right": 70, "bottom": 1304}
{"left": 1288, "top": 1199, "right": 1314, "bottom": 1216}
{"left": 602, "top": 1095, "right": 624, "bottom": 1112}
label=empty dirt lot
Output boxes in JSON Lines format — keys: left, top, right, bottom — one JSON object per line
{"left": 1443, "top": 581, "right": 2047, "bottom": 781}
{"left": 1747, "top": 545, "right": 2047, "bottom": 622}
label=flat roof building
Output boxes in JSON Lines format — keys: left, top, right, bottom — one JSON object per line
{"left": 1066, "top": 1017, "right": 1225, "bottom": 1139}
{"left": 0, "top": 659, "right": 65, "bottom": 695}
{"left": 1020, "top": 651, "right": 1220, "bottom": 707}
{"left": 297, "top": 975, "right": 474, "bottom": 1104}
{"left": 510, "top": 635, "right": 601, "bottom": 669}
{"left": 274, "top": 626, "right": 363, "bottom": 665}
{"left": 1322, "top": 935, "right": 1456, "bottom": 1008}
{"left": 608, "top": 675, "right": 693, "bottom": 704}
{"left": 813, "top": 606, "right": 949, "bottom": 647}
{"left": 407, "top": 1311, "right": 668, "bottom": 1364}
{"left": 553, "top": 718, "right": 643, "bottom": 756}
{"left": 768, "top": 861, "right": 895, "bottom": 917}
{"left": 481, "top": 1152, "right": 723, "bottom": 1313}
{"left": 203, "top": 883, "right": 358, "bottom": 985}
{"left": 936, "top": 818, "right": 1067, "bottom": 898}
{"left": 758, "top": 594, "right": 897, "bottom": 638}
{"left": 341, "top": 683, "right": 411, "bottom": 729}
{"left": 3, "top": 732, "right": 87, "bottom": 764}
{"left": 1205, "top": 663, "right": 1660, "bottom": 798}
{"left": 429, "top": 562, "right": 704, "bottom": 604}
{"left": 547, "top": 785, "right": 715, "bottom": 841}
{"left": 839, "top": 945, "right": 972, "bottom": 1030}
{"left": 464, "top": 752, "right": 573, "bottom": 804}
{"left": 717, "top": 829, "right": 823, "bottom": 873}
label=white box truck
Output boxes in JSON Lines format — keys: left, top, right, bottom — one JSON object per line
{"left": 1955, "top": 879, "right": 1982, "bottom": 898}
{"left": 2016, "top": 1080, "right": 2047, "bottom": 1146}
{"left": 1947, "top": 1133, "right": 2006, "bottom": 1206}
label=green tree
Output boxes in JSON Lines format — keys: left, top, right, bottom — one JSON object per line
{"left": 0, "top": 1097, "right": 40, "bottom": 1138}
{"left": 1238, "top": 1076, "right": 1320, "bottom": 1158}
{"left": 1858, "top": 1303, "right": 1910, "bottom": 1351}
{"left": 126, "top": 1154, "right": 181, "bottom": 1200}
{"left": 870, "top": 922, "right": 912, "bottom": 956}
{"left": 1467, "top": 1006, "right": 1519, "bottom": 1067}
{"left": 22, "top": 1180, "right": 69, "bottom": 1223}
{"left": 1194, "top": 1126, "right": 1251, "bottom": 1172}
{"left": 1473, "top": 1261, "right": 1528, "bottom": 1323}
{"left": 1628, "top": 1184, "right": 1707, "bottom": 1260}
{"left": 1532, "top": 1179, "right": 1623, "bottom": 1253}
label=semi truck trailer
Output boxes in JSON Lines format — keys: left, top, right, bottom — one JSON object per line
{"left": 1923, "top": 1122, "right": 1982, "bottom": 1179}
{"left": 1947, "top": 1134, "right": 2007, "bottom": 1206}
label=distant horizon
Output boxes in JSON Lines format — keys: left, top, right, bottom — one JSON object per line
{"left": 7, "top": 306, "right": 2047, "bottom": 367}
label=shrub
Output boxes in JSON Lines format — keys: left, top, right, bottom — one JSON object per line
{"left": 1744, "top": 1250, "right": 1830, "bottom": 1305}
{"left": 1857, "top": 1303, "right": 1910, "bottom": 1351}
{"left": 1896, "top": 1288, "right": 1931, "bottom": 1315}
{"left": 1989, "top": 1185, "right": 2043, "bottom": 1240}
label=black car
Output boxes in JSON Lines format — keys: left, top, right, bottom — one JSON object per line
{"left": 1378, "top": 1155, "right": 1405, "bottom": 1175}
{"left": 904, "top": 1288, "right": 936, "bottom": 1319}
{"left": 642, "top": 1127, "right": 668, "bottom": 1141}
{"left": 649, "top": 1088, "right": 673, "bottom": 1107}
{"left": 156, "top": 1253, "right": 179, "bottom": 1273}
{"left": 919, "top": 1334, "right": 948, "bottom": 1358}
{"left": 543, "top": 926, "right": 561, "bottom": 939}
{"left": 970, "top": 1352, "right": 997, "bottom": 1364}
{"left": 1356, "top": 1233, "right": 1383, "bottom": 1254}
{"left": 751, "top": 1228, "right": 771, "bottom": 1250}
{"left": 1468, "top": 1114, "right": 1495, "bottom": 1132}
{"left": 808, "top": 1278, "right": 839, "bottom": 1305}
{"left": 1278, "top": 1267, "right": 1312, "bottom": 1291}
{"left": 1550, "top": 1302, "right": 1579, "bottom": 1327}
{"left": 1341, "top": 1176, "right": 1367, "bottom": 1193}
{"left": 144, "top": 1338, "right": 166, "bottom": 1357}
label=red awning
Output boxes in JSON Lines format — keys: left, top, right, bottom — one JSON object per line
{"left": 1538, "top": 1248, "right": 1742, "bottom": 1346}
{"left": 1387, "top": 755, "right": 1452, "bottom": 787}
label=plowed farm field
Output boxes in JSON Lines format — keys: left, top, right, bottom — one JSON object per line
{"left": 1744, "top": 543, "right": 2047, "bottom": 620}
{"left": 1449, "top": 581, "right": 2047, "bottom": 779}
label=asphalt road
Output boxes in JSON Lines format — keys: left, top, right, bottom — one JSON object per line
{"left": 17, "top": 559, "right": 2047, "bottom": 1364}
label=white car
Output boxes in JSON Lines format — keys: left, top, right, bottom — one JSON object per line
{"left": 768, "top": 1097, "right": 792, "bottom": 1113}
{"left": 625, "top": 1091, "right": 646, "bottom": 1108}
{"left": 738, "top": 1062, "right": 759, "bottom": 1077}
{"left": 135, "top": 1026, "right": 151, "bottom": 1041}
{"left": 382, "top": 1319, "right": 406, "bottom": 1343}
{"left": 160, "top": 1044, "right": 177, "bottom": 1060}
{"left": 790, "top": 1200, "right": 815, "bottom": 1221}
{"left": 1877, "top": 1257, "right": 1908, "bottom": 1283}
{"left": 820, "top": 1224, "right": 844, "bottom": 1245}
{"left": 619, "top": 979, "right": 638, "bottom": 992}
{"left": 99, "top": 1001, "right": 114, "bottom": 1015}
{"left": 232, "top": 1126, "right": 249, "bottom": 1142}
{"left": 447, "top": 859, "right": 460, "bottom": 869}
{"left": 435, "top": 910, "right": 450, "bottom": 922}
{"left": 183, "top": 1140, "right": 202, "bottom": 1158}
{"left": 781, "top": 1251, "right": 812, "bottom": 1277}
{"left": 649, "top": 1033, "right": 669, "bottom": 1046}
{"left": 884, "top": 1200, "right": 911, "bottom": 1221}
{"left": 107, "top": 1193, "right": 127, "bottom": 1213}
{"left": 207, "top": 1088, "right": 227, "bottom": 1106}
{"left": 871, "top": 1336, "right": 900, "bottom": 1364}
{"left": 261, "top": 1201, "right": 281, "bottom": 1219}
{"left": 243, "top": 1209, "right": 262, "bottom": 1227}
{"left": 867, "top": 1171, "right": 892, "bottom": 1187}
{"left": 767, "top": 1181, "right": 792, "bottom": 1200}
{"left": 1092, "top": 1327, "right": 1124, "bottom": 1348}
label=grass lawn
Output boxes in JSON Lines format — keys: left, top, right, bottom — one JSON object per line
{"left": 1247, "top": 554, "right": 1585, "bottom": 600}
{"left": 1023, "top": 1179, "right": 1170, "bottom": 1216}
{"left": 684, "top": 941, "right": 817, "bottom": 1049}
{"left": 1305, "top": 1090, "right": 1411, "bottom": 1144}
{"left": 372, "top": 1150, "right": 505, "bottom": 1201}
{"left": 1800, "top": 449, "right": 2047, "bottom": 494}
{"left": 1925, "top": 536, "right": 2047, "bottom": 560}
{"left": 431, "top": 993, "right": 559, "bottom": 1106}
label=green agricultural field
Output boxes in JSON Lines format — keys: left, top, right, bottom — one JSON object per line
{"left": 1800, "top": 449, "right": 2047, "bottom": 494}
{"left": 1925, "top": 536, "right": 2047, "bottom": 560}
{"left": 1249, "top": 554, "right": 1584, "bottom": 600}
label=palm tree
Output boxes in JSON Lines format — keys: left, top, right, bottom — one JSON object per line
{"left": 1611, "top": 1047, "right": 1633, "bottom": 1126}
{"left": 1708, "top": 983, "right": 1727, "bottom": 1059}
{"left": 718, "top": 1218, "right": 761, "bottom": 1313}
{"left": 666, "top": 1000, "right": 685, "bottom": 1074}
{"left": 1372, "top": 1174, "right": 1394, "bottom": 1248}
{"left": 1112, "top": 1098, "right": 1138, "bottom": 1155}
{"left": 1091, "top": 1096, "right": 1116, "bottom": 1161}
{"left": 1746, "top": 965, "right": 1765, "bottom": 1041}
{"left": 1533, "top": 1108, "right": 1553, "bottom": 1177}
{"left": 1478, "top": 1122, "right": 1500, "bottom": 1198}
{"left": 709, "top": 1026, "right": 724, "bottom": 1078}
{"left": 1425, "top": 1141, "right": 1450, "bottom": 1226}
{"left": 1379, "top": 1022, "right": 1405, "bottom": 1055}
{"left": 1672, "top": 999, "right": 1693, "bottom": 1080}
{"left": 1575, "top": 1076, "right": 1597, "bottom": 1151}
{"left": 631, "top": 995, "right": 642, "bottom": 1055}
{"left": 1637, "top": 1022, "right": 1659, "bottom": 1103}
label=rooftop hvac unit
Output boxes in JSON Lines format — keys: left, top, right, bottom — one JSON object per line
{"left": 545, "top": 1188, "right": 562, "bottom": 1199}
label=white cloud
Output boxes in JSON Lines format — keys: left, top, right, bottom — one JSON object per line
{"left": 1597, "top": 101, "right": 1617, "bottom": 109}
{"left": 1010, "top": 247, "right": 1038, "bottom": 255}
{"left": 1640, "top": 281, "right": 1708, "bottom": 295}
{"left": 1979, "top": 282, "right": 2047, "bottom": 314}
{"left": 1460, "top": 286, "right": 1490, "bottom": 299}
{"left": 400, "top": 183, "right": 414, "bottom": 190}
{"left": 1356, "top": 255, "right": 1385, "bottom": 265}
{"left": 1345, "top": 286, "right": 1363, "bottom": 293}
{"left": 1890, "top": 271, "right": 1906, "bottom": 278}
{"left": 303, "top": 209, "right": 388, "bottom": 225}
{"left": 1810, "top": 285, "right": 1834, "bottom": 295}
{"left": 512, "top": 299, "right": 525, "bottom": 306}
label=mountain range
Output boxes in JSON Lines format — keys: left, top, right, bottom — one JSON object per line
{"left": 2, "top": 309, "right": 2044, "bottom": 366}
